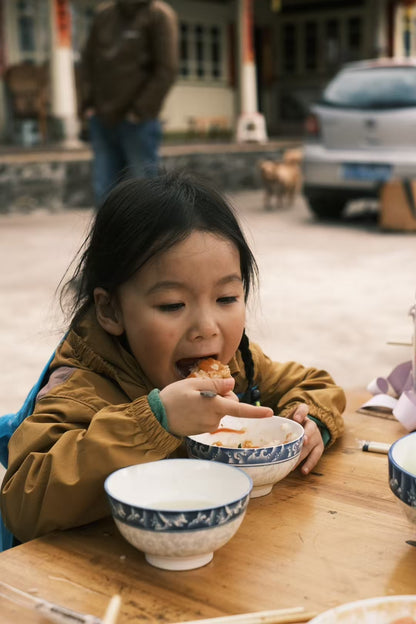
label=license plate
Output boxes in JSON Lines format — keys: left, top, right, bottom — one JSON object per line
{"left": 342, "top": 163, "right": 392, "bottom": 182}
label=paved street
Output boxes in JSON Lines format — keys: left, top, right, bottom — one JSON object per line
{"left": 1, "top": 192, "right": 415, "bottom": 419}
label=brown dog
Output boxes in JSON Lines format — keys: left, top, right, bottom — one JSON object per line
{"left": 283, "top": 147, "right": 303, "bottom": 166}
{"left": 258, "top": 149, "right": 303, "bottom": 210}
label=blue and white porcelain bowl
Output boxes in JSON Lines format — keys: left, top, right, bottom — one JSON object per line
{"left": 309, "top": 595, "right": 416, "bottom": 623}
{"left": 186, "top": 415, "right": 304, "bottom": 498}
{"left": 388, "top": 431, "right": 416, "bottom": 527}
{"left": 104, "top": 458, "right": 252, "bottom": 571}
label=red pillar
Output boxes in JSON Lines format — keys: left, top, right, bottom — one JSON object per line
{"left": 49, "top": 0, "right": 79, "bottom": 144}
{"left": 236, "top": 0, "right": 268, "bottom": 143}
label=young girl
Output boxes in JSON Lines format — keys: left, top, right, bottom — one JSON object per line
{"left": 0, "top": 171, "right": 345, "bottom": 544}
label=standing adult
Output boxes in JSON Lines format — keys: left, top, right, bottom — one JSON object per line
{"left": 79, "top": 0, "right": 178, "bottom": 206}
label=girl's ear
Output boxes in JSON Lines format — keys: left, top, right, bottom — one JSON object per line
{"left": 94, "top": 288, "right": 124, "bottom": 336}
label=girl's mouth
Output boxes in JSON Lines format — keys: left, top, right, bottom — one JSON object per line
{"left": 175, "top": 355, "right": 217, "bottom": 379}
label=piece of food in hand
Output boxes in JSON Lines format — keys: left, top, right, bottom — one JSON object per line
{"left": 188, "top": 358, "right": 231, "bottom": 379}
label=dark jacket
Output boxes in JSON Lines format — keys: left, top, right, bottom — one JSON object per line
{"left": 79, "top": 0, "right": 179, "bottom": 124}
{"left": 1, "top": 308, "right": 345, "bottom": 543}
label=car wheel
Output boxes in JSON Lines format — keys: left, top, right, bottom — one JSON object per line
{"left": 305, "top": 191, "right": 347, "bottom": 220}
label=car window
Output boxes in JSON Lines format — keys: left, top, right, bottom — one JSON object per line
{"left": 322, "top": 67, "right": 416, "bottom": 109}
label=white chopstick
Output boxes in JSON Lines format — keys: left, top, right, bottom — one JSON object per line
{"left": 170, "top": 607, "right": 317, "bottom": 624}
{"left": 0, "top": 581, "right": 102, "bottom": 624}
{"left": 102, "top": 595, "right": 121, "bottom": 624}
{"left": 361, "top": 440, "right": 390, "bottom": 454}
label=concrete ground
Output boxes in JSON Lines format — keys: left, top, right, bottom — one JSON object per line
{"left": 1, "top": 192, "right": 415, "bottom": 418}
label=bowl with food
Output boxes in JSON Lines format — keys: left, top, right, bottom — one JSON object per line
{"left": 388, "top": 431, "right": 416, "bottom": 527}
{"left": 104, "top": 458, "right": 252, "bottom": 571}
{"left": 186, "top": 414, "right": 304, "bottom": 498}
{"left": 309, "top": 595, "right": 416, "bottom": 623}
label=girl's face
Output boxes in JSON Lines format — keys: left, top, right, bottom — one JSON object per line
{"left": 111, "top": 231, "right": 246, "bottom": 389}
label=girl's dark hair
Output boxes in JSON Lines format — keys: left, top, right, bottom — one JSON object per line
{"left": 60, "top": 169, "right": 258, "bottom": 325}
{"left": 60, "top": 170, "right": 259, "bottom": 403}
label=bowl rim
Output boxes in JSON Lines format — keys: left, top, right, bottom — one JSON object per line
{"left": 186, "top": 415, "right": 304, "bottom": 450}
{"left": 309, "top": 594, "right": 416, "bottom": 622}
{"left": 104, "top": 458, "right": 253, "bottom": 511}
{"left": 388, "top": 431, "right": 416, "bottom": 479}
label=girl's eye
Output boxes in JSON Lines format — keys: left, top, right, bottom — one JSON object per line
{"left": 217, "top": 296, "right": 238, "bottom": 305}
{"left": 158, "top": 303, "right": 184, "bottom": 312}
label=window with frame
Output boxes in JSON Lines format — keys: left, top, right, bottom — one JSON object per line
{"left": 325, "top": 18, "right": 340, "bottom": 68}
{"left": 347, "top": 16, "right": 362, "bottom": 61}
{"left": 282, "top": 23, "right": 296, "bottom": 74}
{"left": 179, "top": 21, "right": 224, "bottom": 82}
{"left": 17, "top": 0, "right": 36, "bottom": 53}
{"left": 14, "top": 0, "right": 49, "bottom": 62}
{"left": 304, "top": 21, "right": 318, "bottom": 71}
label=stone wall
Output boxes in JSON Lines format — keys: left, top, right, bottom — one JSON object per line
{"left": 0, "top": 141, "right": 296, "bottom": 212}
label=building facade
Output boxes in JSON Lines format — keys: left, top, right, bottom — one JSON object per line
{"left": 0, "top": 0, "right": 414, "bottom": 144}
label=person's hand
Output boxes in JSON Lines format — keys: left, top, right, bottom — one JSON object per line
{"left": 159, "top": 377, "right": 273, "bottom": 437}
{"left": 125, "top": 111, "right": 141, "bottom": 124}
{"left": 291, "top": 403, "right": 324, "bottom": 476}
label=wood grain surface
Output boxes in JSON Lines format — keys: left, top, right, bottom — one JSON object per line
{"left": 0, "top": 390, "right": 415, "bottom": 624}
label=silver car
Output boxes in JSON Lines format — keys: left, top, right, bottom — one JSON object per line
{"left": 303, "top": 58, "right": 416, "bottom": 219}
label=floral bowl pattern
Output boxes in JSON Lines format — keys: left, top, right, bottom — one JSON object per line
{"left": 104, "top": 458, "right": 252, "bottom": 571}
{"left": 388, "top": 431, "right": 416, "bottom": 527}
{"left": 186, "top": 415, "right": 304, "bottom": 498}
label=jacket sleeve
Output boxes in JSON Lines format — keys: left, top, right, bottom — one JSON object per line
{"left": 78, "top": 20, "right": 97, "bottom": 116}
{"left": 131, "top": 4, "right": 179, "bottom": 118}
{"left": 247, "top": 343, "right": 346, "bottom": 445}
{"left": 0, "top": 390, "right": 181, "bottom": 543}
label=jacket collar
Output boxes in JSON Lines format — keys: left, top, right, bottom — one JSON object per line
{"left": 58, "top": 306, "right": 242, "bottom": 400}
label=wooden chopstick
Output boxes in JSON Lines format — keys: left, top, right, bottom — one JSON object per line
{"left": 170, "top": 607, "right": 317, "bottom": 624}
{"left": 102, "top": 595, "right": 122, "bottom": 624}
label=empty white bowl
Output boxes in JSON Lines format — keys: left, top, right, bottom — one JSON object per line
{"left": 389, "top": 430, "right": 416, "bottom": 527}
{"left": 186, "top": 415, "right": 304, "bottom": 498}
{"left": 104, "top": 458, "right": 252, "bottom": 571}
{"left": 309, "top": 595, "right": 416, "bottom": 623}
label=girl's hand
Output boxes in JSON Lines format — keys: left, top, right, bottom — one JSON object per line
{"left": 291, "top": 403, "right": 324, "bottom": 476}
{"left": 159, "top": 378, "right": 273, "bottom": 437}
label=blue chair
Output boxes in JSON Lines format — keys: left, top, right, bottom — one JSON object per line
{"left": 0, "top": 350, "right": 57, "bottom": 551}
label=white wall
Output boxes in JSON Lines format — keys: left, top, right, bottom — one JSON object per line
{"left": 162, "top": 83, "right": 236, "bottom": 132}
{"left": 164, "top": 0, "right": 237, "bottom": 132}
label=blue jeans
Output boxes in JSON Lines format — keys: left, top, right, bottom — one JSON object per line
{"left": 88, "top": 116, "right": 162, "bottom": 206}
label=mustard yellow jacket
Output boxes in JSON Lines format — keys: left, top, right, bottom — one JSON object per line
{"left": 1, "top": 308, "right": 345, "bottom": 543}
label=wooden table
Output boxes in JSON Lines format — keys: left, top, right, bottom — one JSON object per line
{"left": 0, "top": 390, "right": 415, "bottom": 623}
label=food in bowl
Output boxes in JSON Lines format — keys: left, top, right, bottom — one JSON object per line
{"left": 388, "top": 431, "right": 416, "bottom": 527}
{"left": 104, "top": 458, "right": 252, "bottom": 571}
{"left": 186, "top": 415, "right": 304, "bottom": 498}
{"left": 210, "top": 420, "right": 298, "bottom": 448}
{"left": 308, "top": 595, "right": 416, "bottom": 623}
